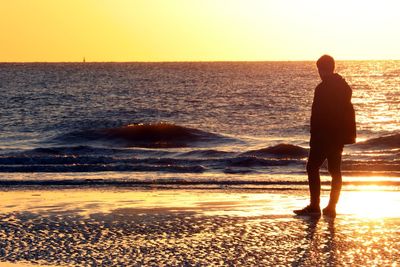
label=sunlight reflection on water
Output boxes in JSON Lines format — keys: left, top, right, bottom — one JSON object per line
{"left": 339, "top": 190, "right": 400, "bottom": 218}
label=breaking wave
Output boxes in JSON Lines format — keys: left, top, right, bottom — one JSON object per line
{"left": 353, "top": 133, "right": 400, "bottom": 149}
{"left": 241, "top": 144, "right": 308, "bottom": 158}
{"left": 0, "top": 178, "right": 399, "bottom": 189}
{"left": 54, "top": 123, "right": 234, "bottom": 148}
{"left": 1, "top": 132, "right": 400, "bottom": 175}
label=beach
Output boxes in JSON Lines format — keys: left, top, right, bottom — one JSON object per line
{"left": 0, "top": 187, "right": 399, "bottom": 266}
{"left": 1, "top": 61, "right": 400, "bottom": 266}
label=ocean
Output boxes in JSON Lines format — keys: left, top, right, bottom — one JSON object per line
{"left": 0, "top": 61, "right": 399, "bottom": 189}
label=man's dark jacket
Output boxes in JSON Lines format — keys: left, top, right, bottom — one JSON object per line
{"left": 310, "top": 73, "right": 356, "bottom": 147}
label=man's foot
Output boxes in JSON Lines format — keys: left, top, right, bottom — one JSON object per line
{"left": 293, "top": 205, "right": 321, "bottom": 216}
{"left": 322, "top": 206, "right": 337, "bottom": 218}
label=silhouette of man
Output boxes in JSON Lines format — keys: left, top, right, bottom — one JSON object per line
{"left": 294, "top": 55, "right": 356, "bottom": 218}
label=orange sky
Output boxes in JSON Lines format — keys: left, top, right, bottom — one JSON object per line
{"left": 1, "top": 0, "right": 400, "bottom": 62}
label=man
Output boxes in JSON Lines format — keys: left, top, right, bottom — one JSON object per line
{"left": 294, "top": 55, "right": 356, "bottom": 218}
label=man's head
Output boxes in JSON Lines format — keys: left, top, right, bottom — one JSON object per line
{"left": 316, "top": 55, "right": 335, "bottom": 80}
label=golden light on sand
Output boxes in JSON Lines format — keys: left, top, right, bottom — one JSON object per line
{"left": 1, "top": 0, "right": 400, "bottom": 61}
{"left": 0, "top": 189, "right": 282, "bottom": 217}
{"left": 2, "top": 188, "right": 400, "bottom": 265}
{"left": 338, "top": 190, "right": 400, "bottom": 218}
{"left": 3, "top": 187, "right": 398, "bottom": 219}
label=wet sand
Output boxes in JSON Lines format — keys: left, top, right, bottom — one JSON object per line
{"left": 0, "top": 187, "right": 399, "bottom": 266}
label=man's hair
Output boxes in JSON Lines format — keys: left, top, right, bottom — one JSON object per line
{"left": 316, "top": 55, "right": 335, "bottom": 72}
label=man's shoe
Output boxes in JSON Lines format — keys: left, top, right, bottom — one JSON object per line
{"left": 322, "top": 207, "right": 337, "bottom": 218}
{"left": 293, "top": 205, "right": 321, "bottom": 216}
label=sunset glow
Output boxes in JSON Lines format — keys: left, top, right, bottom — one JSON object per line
{"left": 2, "top": 1, "right": 400, "bottom": 265}
{"left": 1, "top": 0, "right": 400, "bottom": 62}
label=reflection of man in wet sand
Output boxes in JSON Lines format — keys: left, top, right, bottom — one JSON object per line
{"left": 294, "top": 55, "right": 356, "bottom": 218}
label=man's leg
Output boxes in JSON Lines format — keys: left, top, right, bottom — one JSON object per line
{"left": 326, "top": 147, "right": 343, "bottom": 208}
{"left": 306, "top": 147, "right": 327, "bottom": 208}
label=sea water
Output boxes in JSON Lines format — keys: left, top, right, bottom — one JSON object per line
{"left": 0, "top": 61, "right": 399, "bottom": 188}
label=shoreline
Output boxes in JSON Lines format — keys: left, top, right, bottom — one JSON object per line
{"left": 0, "top": 187, "right": 399, "bottom": 265}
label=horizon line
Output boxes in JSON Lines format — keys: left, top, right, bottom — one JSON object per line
{"left": 1, "top": 59, "right": 400, "bottom": 64}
